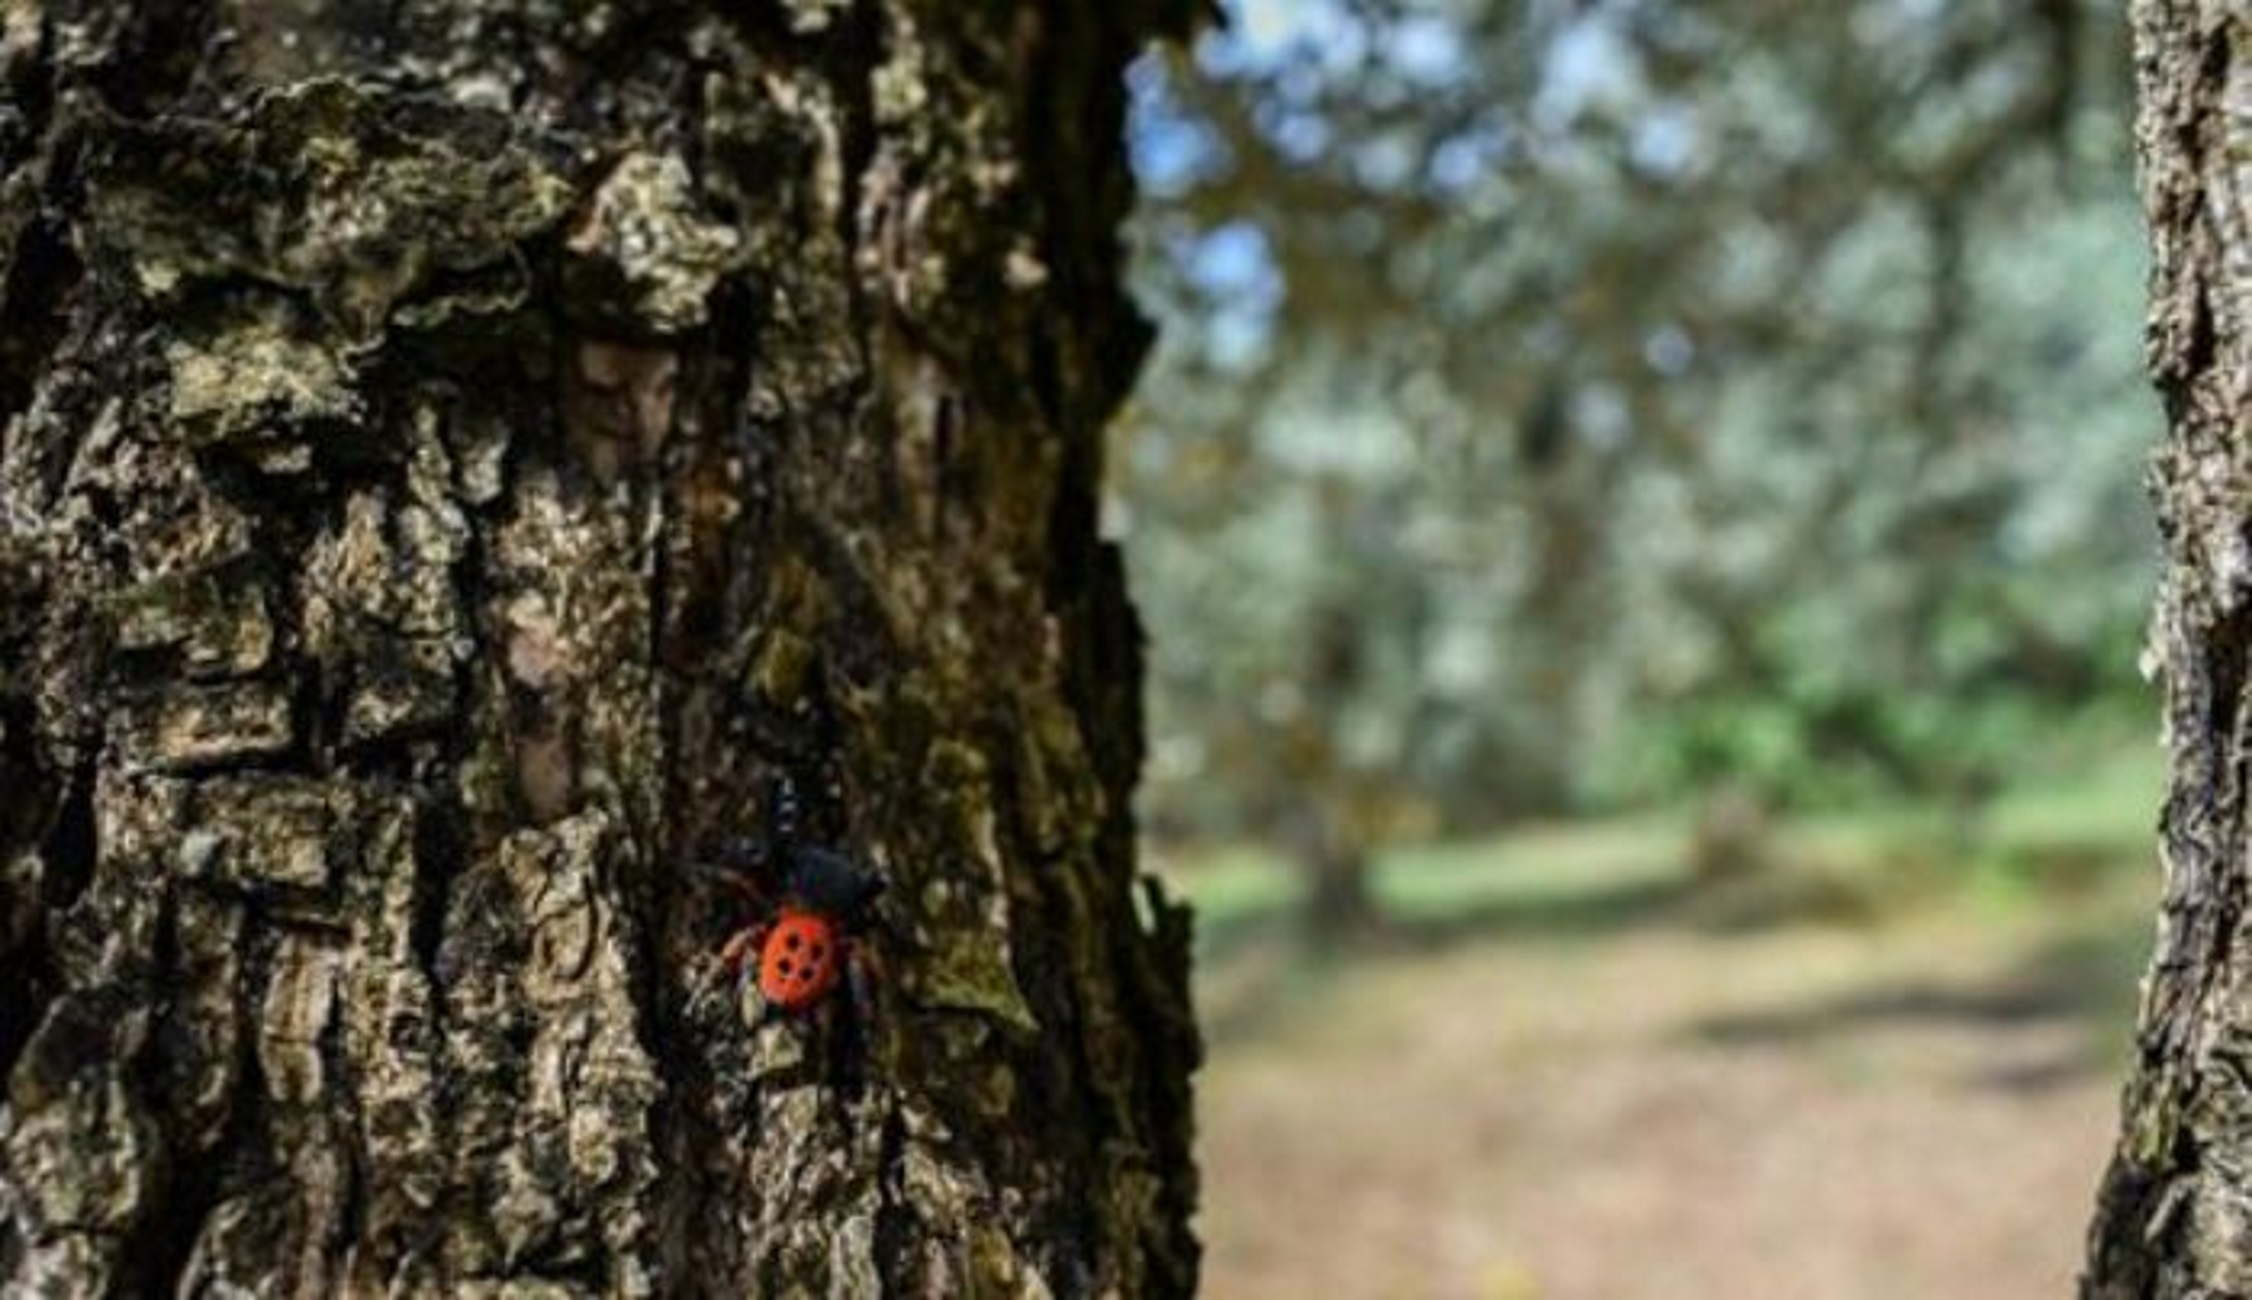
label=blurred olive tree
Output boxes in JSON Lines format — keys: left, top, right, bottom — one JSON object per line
{"left": 1116, "top": 0, "right": 2154, "bottom": 929}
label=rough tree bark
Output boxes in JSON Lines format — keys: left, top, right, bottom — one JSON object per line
{"left": 0, "top": 2, "right": 1200, "bottom": 1296}
{"left": 2086, "top": 3, "right": 2252, "bottom": 1294}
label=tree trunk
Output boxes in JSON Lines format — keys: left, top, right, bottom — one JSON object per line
{"left": 0, "top": 3, "right": 1199, "bottom": 1296}
{"left": 2086, "top": 4, "right": 2252, "bottom": 1294}
{"left": 1287, "top": 803, "right": 1377, "bottom": 949}
{"left": 1286, "top": 604, "right": 1378, "bottom": 947}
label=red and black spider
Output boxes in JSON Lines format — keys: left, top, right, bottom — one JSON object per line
{"left": 700, "top": 778, "right": 888, "bottom": 1028}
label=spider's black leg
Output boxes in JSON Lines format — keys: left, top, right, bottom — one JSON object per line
{"left": 846, "top": 938, "right": 884, "bottom": 1009}
{"left": 718, "top": 922, "right": 769, "bottom": 977}
{"left": 691, "top": 920, "right": 758, "bottom": 1026}
{"left": 707, "top": 827, "right": 772, "bottom": 875}
{"left": 833, "top": 938, "right": 884, "bottom": 1096}
{"left": 689, "top": 853, "right": 770, "bottom": 903}
{"left": 688, "top": 825, "right": 775, "bottom": 932}
{"left": 856, "top": 885, "right": 908, "bottom": 954}
{"left": 687, "top": 852, "right": 772, "bottom": 998}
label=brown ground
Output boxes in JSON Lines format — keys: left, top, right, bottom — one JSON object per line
{"left": 1194, "top": 882, "right": 2147, "bottom": 1300}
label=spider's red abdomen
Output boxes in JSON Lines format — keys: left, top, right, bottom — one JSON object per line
{"left": 757, "top": 906, "right": 842, "bottom": 1011}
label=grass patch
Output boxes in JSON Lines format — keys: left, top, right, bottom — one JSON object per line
{"left": 1158, "top": 736, "right": 2165, "bottom": 957}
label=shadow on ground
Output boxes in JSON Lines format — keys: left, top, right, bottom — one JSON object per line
{"left": 1686, "top": 915, "right": 2148, "bottom": 1092}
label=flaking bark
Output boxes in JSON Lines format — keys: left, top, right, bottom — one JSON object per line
{"left": 0, "top": 2, "right": 1200, "bottom": 1296}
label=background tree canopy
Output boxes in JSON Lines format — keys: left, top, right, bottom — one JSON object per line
{"left": 1116, "top": 0, "right": 2154, "bottom": 874}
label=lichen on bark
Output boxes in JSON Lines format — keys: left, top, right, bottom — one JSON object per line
{"left": 0, "top": 2, "right": 1198, "bottom": 1295}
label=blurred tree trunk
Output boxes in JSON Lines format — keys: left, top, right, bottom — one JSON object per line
{"left": 1287, "top": 604, "right": 1379, "bottom": 945}
{"left": 2086, "top": 3, "right": 2252, "bottom": 1294}
{"left": 1288, "top": 802, "right": 1376, "bottom": 947}
{"left": 0, "top": 3, "right": 1199, "bottom": 1296}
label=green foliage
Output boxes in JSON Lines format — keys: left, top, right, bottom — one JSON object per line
{"left": 1121, "top": 0, "right": 2154, "bottom": 842}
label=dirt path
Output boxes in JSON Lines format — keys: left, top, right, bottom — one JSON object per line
{"left": 1195, "top": 894, "right": 2144, "bottom": 1299}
